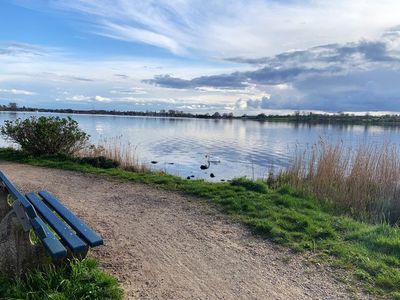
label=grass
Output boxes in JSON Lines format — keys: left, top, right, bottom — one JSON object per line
{"left": 76, "top": 136, "right": 148, "bottom": 172}
{"left": 281, "top": 140, "right": 400, "bottom": 224}
{"left": 0, "top": 258, "right": 123, "bottom": 300}
{"left": 1, "top": 148, "right": 400, "bottom": 298}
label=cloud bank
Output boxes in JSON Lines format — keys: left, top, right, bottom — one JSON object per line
{"left": 3, "top": 0, "right": 400, "bottom": 112}
{"left": 145, "top": 28, "right": 400, "bottom": 111}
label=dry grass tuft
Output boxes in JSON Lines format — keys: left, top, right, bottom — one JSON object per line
{"left": 76, "top": 136, "right": 149, "bottom": 172}
{"left": 281, "top": 139, "right": 400, "bottom": 224}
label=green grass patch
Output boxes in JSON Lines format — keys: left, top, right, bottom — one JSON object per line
{"left": 0, "top": 258, "right": 123, "bottom": 300}
{"left": 1, "top": 148, "right": 399, "bottom": 298}
{"left": 230, "top": 177, "right": 268, "bottom": 193}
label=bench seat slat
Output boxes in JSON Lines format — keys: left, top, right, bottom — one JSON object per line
{"left": 39, "top": 191, "right": 103, "bottom": 247}
{"left": 31, "top": 217, "right": 67, "bottom": 258}
{"left": 26, "top": 192, "right": 88, "bottom": 253}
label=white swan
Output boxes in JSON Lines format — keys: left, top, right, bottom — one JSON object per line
{"left": 206, "top": 155, "right": 221, "bottom": 164}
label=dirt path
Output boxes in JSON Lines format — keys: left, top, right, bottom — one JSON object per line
{"left": 0, "top": 161, "right": 366, "bottom": 299}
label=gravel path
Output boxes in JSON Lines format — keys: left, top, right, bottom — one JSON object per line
{"left": 0, "top": 161, "right": 367, "bottom": 299}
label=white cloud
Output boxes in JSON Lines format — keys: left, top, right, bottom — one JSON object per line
{"left": 99, "top": 21, "right": 184, "bottom": 55}
{"left": 94, "top": 95, "right": 111, "bottom": 102}
{"left": 0, "top": 40, "right": 251, "bottom": 109}
{"left": 66, "top": 95, "right": 112, "bottom": 103}
{"left": 110, "top": 88, "right": 148, "bottom": 95}
{"left": 0, "top": 88, "right": 37, "bottom": 95}
{"left": 67, "top": 95, "right": 92, "bottom": 102}
{"left": 43, "top": 0, "right": 400, "bottom": 57}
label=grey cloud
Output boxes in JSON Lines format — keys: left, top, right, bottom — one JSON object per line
{"left": 229, "top": 40, "right": 399, "bottom": 67}
{"left": 243, "top": 69, "right": 400, "bottom": 112}
{"left": 144, "top": 67, "right": 328, "bottom": 89}
{"left": 291, "top": 69, "right": 400, "bottom": 111}
{"left": 296, "top": 91, "right": 400, "bottom": 112}
{"left": 145, "top": 27, "right": 400, "bottom": 112}
{"left": 337, "top": 41, "right": 395, "bottom": 62}
{"left": 247, "top": 98, "right": 264, "bottom": 108}
{"left": 244, "top": 66, "right": 337, "bottom": 85}
{"left": 37, "top": 72, "right": 95, "bottom": 82}
{"left": 0, "top": 42, "right": 46, "bottom": 57}
{"left": 114, "top": 74, "right": 129, "bottom": 79}
{"left": 225, "top": 57, "right": 268, "bottom": 65}
{"left": 143, "top": 75, "right": 193, "bottom": 89}
{"left": 144, "top": 72, "right": 249, "bottom": 89}
{"left": 227, "top": 48, "right": 313, "bottom": 66}
{"left": 7, "top": 71, "right": 95, "bottom": 82}
{"left": 382, "top": 25, "right": 400, "bottom": 40}
{"left": 66, "top": 76, "right": 95, "bottom": 82}
{"left": 144, "top": 36, "right": 400, "bottom": 91}
{"left": 110, "top": 88, "right": 147, "bottom": 95}
{"left": 192, "top": 72, "right": 248, "bottom": 89}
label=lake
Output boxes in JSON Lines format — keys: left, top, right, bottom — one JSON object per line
{"left": 1, "top": 111, "right": 399, "bottom": 181}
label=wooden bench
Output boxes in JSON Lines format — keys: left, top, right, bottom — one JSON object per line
{"left": 0, "top": 171, "right": 103, "bottom": 275}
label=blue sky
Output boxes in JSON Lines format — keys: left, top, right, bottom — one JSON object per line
{"left": 1, "top": 0, "right": 400, "bottom": 113}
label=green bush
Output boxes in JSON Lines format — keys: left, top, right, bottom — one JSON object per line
{"left": 1, "top": 116, "right": 89, "bottom": 156}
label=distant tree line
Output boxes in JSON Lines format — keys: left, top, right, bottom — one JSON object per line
{"left": 0, "top": 103, "right": 236, "bottom": 119}
{"left": 1, "top": 103, "right": 400, "bottom": 126}
{"left": 251, "top": 111, "right": 400, "bottom": 126}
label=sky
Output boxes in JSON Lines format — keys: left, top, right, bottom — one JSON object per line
{"left": 1, "top": 0, "right": 400, "bottom": 114}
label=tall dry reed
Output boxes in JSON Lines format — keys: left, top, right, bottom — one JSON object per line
{"left": 76, "top": 136, "right": 148, "bottom": 172}
{"left": 282, "top": 140, "right": 400, "bottom": 224}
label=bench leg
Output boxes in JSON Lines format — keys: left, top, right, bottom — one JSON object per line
{"left": 0, "top": 210, "right": 50, "bottom": 277}
{"left": 68, "top": 247, "right": 89, "bottom": 261}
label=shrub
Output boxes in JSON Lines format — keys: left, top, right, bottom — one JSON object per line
{"left": 77, "top": 156, "right": 120, "bottom": 169}
{"left": 1, "top": 116, "right": 89, "bottom": 156}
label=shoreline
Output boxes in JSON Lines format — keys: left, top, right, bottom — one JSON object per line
{"left": 0, "top": 147, "right": 398, "bottom": 298}
{"left": 3, "top": 107, "right": 400, "bottom": 127}
{"left": 1, "top": 160, "right": 362, "bottom": 299}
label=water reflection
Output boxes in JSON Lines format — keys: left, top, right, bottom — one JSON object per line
{"left": 0, "top": 112, "right": 399, "bottom": 180}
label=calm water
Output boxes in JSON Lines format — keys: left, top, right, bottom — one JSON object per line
{"left": 1, "top": 111, "right": 400, "bottom": 181}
